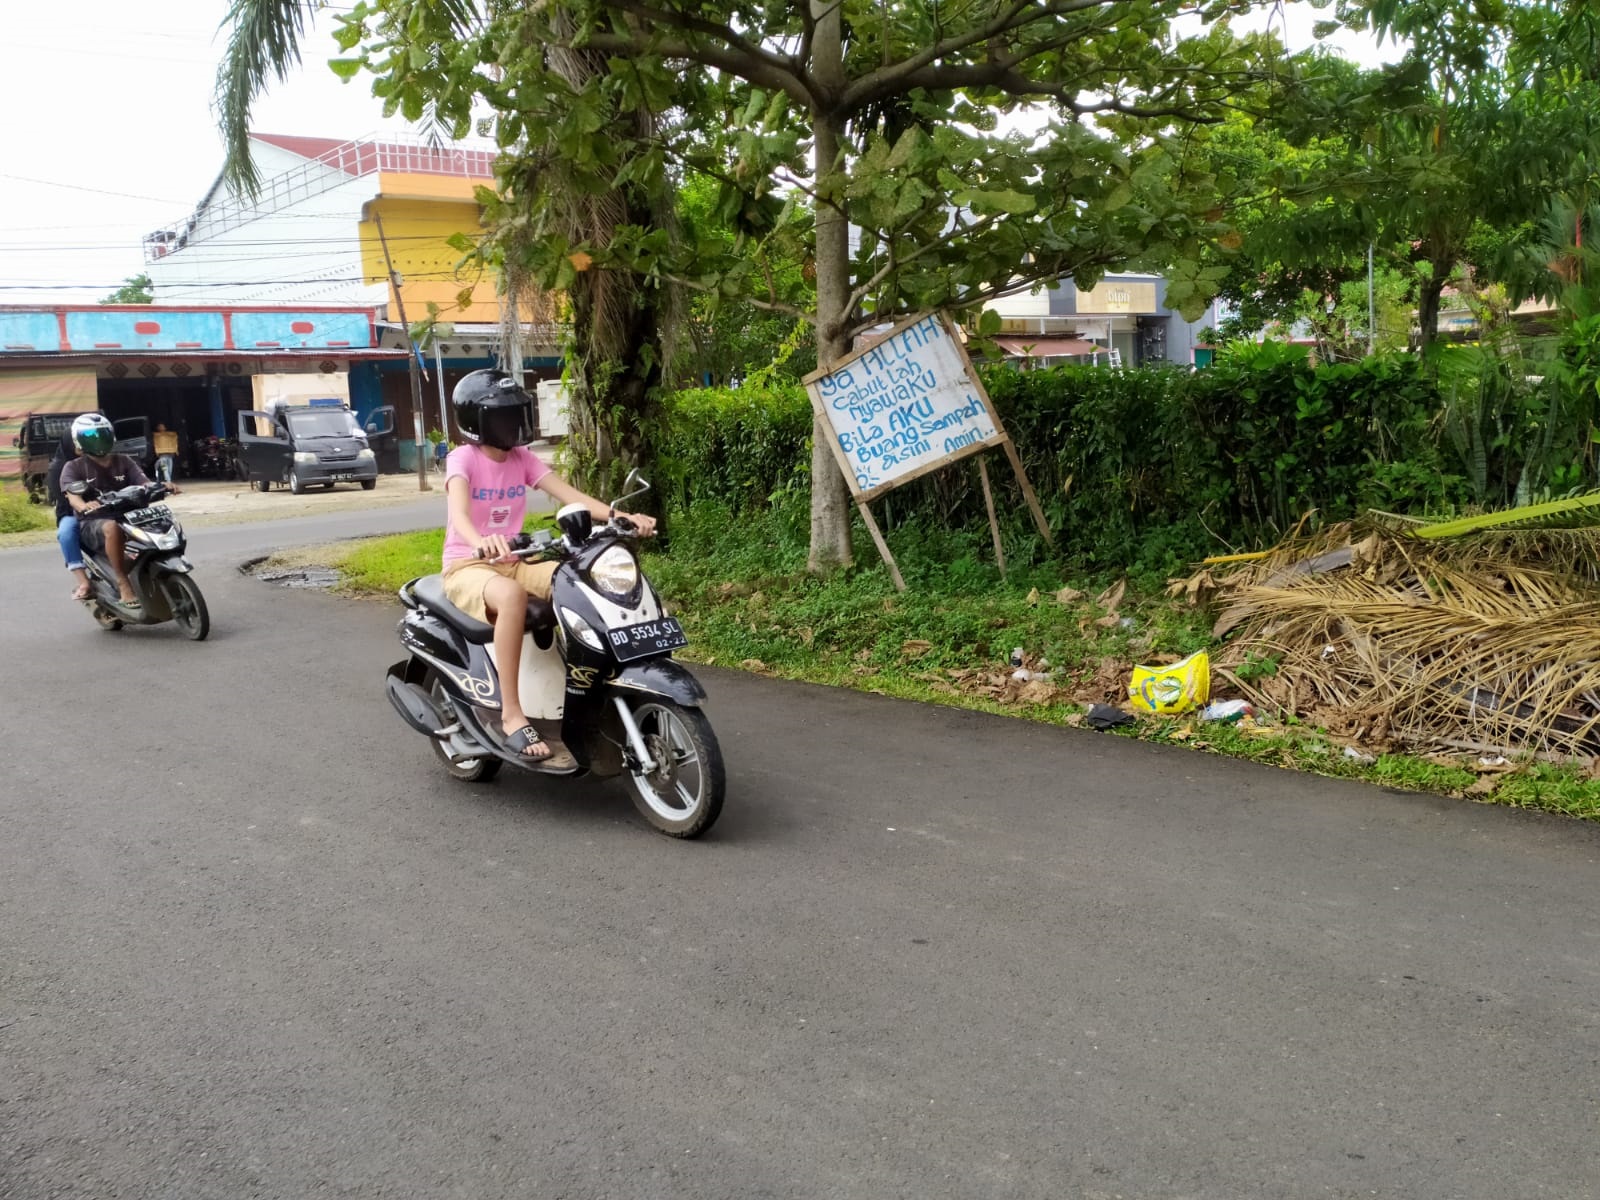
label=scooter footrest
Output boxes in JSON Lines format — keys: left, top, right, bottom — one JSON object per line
{"left": 386, "top": 676, "right": 449, "bottom": 738}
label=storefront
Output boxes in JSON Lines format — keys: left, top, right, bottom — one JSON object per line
{"left": 0, "top": 304, "right": 407, "bottom": 483}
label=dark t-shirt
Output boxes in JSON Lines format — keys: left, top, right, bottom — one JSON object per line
{"left": 60, "top": 454, "right": 150, "bottom": 512}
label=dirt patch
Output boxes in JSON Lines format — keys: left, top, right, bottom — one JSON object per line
{"left": 242, "top": 542, "right": 352, "bottom": 591}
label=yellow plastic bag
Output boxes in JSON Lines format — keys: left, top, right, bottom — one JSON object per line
{"left": 1128, "top": 650, "right": 1210, "bottom": 715}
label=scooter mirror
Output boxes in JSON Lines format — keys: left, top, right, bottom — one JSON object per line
{"left": 612, "top": 469, "right": 651, "bottom": 510}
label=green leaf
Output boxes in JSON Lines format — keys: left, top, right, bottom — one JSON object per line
{"left": 328, "top": 58, "right": 363, "bottom": 82}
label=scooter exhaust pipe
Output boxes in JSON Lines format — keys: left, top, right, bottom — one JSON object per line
{"left": 386, "top": 675, "right": 450, "bottom": 738}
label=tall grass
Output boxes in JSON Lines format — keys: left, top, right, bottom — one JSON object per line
{"left": 0, "top": 485, "right": 53, "bottom": 534}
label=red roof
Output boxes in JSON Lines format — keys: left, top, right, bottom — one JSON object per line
{"left": 250, "top": 134, "right": 356, "bottom": 166}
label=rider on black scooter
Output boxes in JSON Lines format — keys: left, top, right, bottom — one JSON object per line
{"left": 59, "top": 413, "right": 180, "bottom": 611}
{"left": 440, "top": 370, "right": 656, "bottom": 763}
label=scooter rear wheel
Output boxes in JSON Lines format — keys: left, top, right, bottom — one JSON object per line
{"left": 426, "top": 672, "right": 501, "bottom": 783}
{"left": 163, "top": 573, "right": 210, "bottom": 641}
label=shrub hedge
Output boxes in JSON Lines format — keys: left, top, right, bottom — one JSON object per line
{"left": 655, "top": 348, "right": 1468, "bottom": 573}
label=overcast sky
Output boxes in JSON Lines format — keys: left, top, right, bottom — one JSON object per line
{"left": 0, "top": 1, "right": 1396, "bottom": 306}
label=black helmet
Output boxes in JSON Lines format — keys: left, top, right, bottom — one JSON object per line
{"left": 452, "top": 369, "right": 535, "bottom": 451}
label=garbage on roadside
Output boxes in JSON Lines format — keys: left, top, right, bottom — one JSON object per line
{"left": 1128, "top": 649, "right": 1211, "bottom": 715}
{"left": 1199, "top": 699, "right": 1254, "bottom": 723}
{"left": 1085, "top": 703, "right": 1137, "bottom": 730}
{"left": 1173, "top": 508, "right": 1600, "bottom": 759}
{"left": 1341, "top": 746, "right": 1378, "bottom": 765}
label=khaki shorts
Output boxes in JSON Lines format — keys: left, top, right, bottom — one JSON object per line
{"left": 442, "top": 559, "right": 557, "bottom": 621}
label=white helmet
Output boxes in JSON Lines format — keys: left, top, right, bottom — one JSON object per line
{"left": 71, "top": 412, "right": 115, "bottom": 457}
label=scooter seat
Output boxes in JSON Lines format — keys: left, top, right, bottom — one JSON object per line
{"left": 412, "top": 575, "right": 558, "bottom": 646}
{"left": 413, "top": 575, "right": 496, "bottom": 643}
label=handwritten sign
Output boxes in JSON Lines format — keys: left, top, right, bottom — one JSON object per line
{"left": 804, "top": 312, "right": 1006, "bottom": 500}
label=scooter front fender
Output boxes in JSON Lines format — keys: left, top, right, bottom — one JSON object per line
{"left": 604, "top": 658, "right": 708, "bottom": 707}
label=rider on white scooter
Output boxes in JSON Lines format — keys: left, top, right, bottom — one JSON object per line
{"left": 59, "top": 413, "right": 180, "bottom": 610}
{"left": 440, "top": 370, "right": 656, "bottom": 765}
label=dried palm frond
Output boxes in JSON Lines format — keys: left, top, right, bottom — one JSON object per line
{"left": 1185, "top": 519, "right": 1600, "bottom": 759}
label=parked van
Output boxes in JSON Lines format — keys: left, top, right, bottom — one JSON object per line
{"left": 236, "top": 403, "right": 394, "bottom": 494}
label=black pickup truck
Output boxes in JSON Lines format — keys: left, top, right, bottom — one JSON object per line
{"left": 11, "top": 412, "right": 150, "bottom": 502}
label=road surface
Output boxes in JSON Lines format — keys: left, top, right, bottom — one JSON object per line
{"left": 2, "top": 501, "right": 1597, "bottom": 1199}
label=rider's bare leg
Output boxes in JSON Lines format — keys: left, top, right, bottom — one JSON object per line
{"left": 101, "top": 523, "right": 138, "bottom": 603}
{"left": 484, "top": 574, "right": 533, "bottom": 740}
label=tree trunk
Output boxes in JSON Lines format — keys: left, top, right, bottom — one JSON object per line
{"left": 807, "top": 0, "right": 855, "bottom": 573}
{"left": 541, "top": 36, "right": 673, "bottom": 498}
{"left": 1415, "top": 270, "right": 1447, "bottom": 353}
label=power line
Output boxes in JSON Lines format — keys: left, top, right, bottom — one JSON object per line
{"left": 0, "top": 273, "right": 478, "bottom": 290}
{"left": 0, "top": 234, "right": 480, "bottom": 252}
{"left": 0, "top": 173, "right": 191, "bottom": 206}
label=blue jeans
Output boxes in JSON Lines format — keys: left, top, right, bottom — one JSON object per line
{"left": 57, "top": 514, "right": 83, "bottom": 571}
{"left": 156, "top": 455, "right": 175, "bottom": 483}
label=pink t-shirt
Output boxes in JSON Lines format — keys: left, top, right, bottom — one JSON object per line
{"left": 442, "top": 443, "right": 551, "bottom": 567}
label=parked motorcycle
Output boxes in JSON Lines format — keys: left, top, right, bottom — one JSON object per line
{"left": 384, "top": 472, "right": 725, "bottom": 838}
{"left": 73, "top": 483, "right": 210, "bottom": 641}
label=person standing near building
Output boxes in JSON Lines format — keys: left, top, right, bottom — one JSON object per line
{"left": 153, "top": 423, "right": 179, "bottom": 483}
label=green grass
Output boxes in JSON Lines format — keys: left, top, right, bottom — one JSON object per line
{"left": 315, "top": 499, "right": 1600, "bottom": 824}
{"left": 329, "top": 513, "right": 559, "bottom": 594}
{"left": 0, "top": 485, "right": 53, "bottom": 534}
{"left": 337, "top": 528, "right": 446, "bottom": 594}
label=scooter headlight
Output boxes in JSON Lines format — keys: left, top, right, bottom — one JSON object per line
{"left": 589, "top": 545, "right": 639, "bottom": 599}
{"left": 560, "top": 606, "right": 605, "bottom": 650}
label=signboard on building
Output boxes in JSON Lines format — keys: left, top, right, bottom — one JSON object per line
{"left": 1076, "top": 280, "right": 1157, "bottom": 315}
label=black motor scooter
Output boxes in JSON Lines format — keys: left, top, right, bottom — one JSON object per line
{"left": 384, "top": 472, "right": 725, "bottom": 838}
{"left": 71, "top": 483, "right": 210, "bottom": 641}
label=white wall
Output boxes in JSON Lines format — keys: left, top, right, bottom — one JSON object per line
{"left": 146, "top": 151, "right": 387, "bottom": 308}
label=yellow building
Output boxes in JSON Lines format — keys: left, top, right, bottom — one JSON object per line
{"left": 143, "top": 133, "right": 564, "bottom": 439}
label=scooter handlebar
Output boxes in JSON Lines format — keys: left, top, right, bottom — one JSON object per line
{"left": 472, "top": 531, "right": 553, "bottom": 561}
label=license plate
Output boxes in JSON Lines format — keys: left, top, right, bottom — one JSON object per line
{"left": 607, "top": 616, "right": 687, "bottom": 661}
{"left": 329, "top": 473, "right": 355, "bottom": 482}
{"left": 127, "top": 504, "right": 172, "bottom": 525}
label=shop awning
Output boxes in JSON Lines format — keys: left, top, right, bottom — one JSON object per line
{"left": 0, "top": 366, "right": 98, "bottom": 482}
{"left": 993, "top": 336, "right": 1103, "bottom": 358}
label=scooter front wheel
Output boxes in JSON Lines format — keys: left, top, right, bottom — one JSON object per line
{"left": 163, "top": 573, "right": 210, "bottom": 641}
{"left": 623, "top": 700, "right": 725, "bottom": 838}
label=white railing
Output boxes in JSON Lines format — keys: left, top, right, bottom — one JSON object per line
{"left": 144, "top": 132, "right": 497, "bottom": 264}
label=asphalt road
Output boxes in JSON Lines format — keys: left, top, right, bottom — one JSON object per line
{"left": 3, "top": 501, "right": 1599, "bottom": 1200}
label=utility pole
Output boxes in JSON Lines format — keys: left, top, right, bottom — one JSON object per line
{"left": 374, "top": 213, "right": 430, "bottom": 493}
{"left": 434, "top": 339, "right": 448, "bottom": 445}
{"left": 1367, "top": 243, "right": 1376, "bottom": 357}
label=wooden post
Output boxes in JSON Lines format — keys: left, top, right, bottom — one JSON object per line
{"left": 856, "top": 500, "right": 906, "bottom": 592}
{"left": 977, "top": 454, "right": 1006, "bottom": 578}
{"left": 1000, "top": 437, "right": 1051, "bottom": 544}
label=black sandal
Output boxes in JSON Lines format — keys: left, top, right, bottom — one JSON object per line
{"left": 504, "top": 724, "right": 554, "bottom": 762}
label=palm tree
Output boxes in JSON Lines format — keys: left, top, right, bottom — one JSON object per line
{"left": 212, "top": 0, "right": 676, "bottom": 491}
